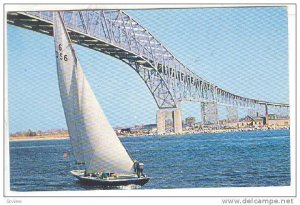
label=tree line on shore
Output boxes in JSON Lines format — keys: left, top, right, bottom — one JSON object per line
{"left": 10, "top": 128, "right": 68, "bottom": 137}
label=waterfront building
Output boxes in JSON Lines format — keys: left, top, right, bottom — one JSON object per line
{"left": 185, "top": 117, "right": 196, "bottom": 127}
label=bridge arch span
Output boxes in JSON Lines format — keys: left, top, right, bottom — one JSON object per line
{"left": 7, "top": 10, "right": 289, "bottom": 110}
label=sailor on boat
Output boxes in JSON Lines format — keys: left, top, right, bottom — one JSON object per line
{"left": 134, "top": 161, "right": 145, "bottom": 178}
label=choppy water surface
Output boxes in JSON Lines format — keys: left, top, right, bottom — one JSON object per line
{"left": 10, "top": 129, "right": 290, "bottom": 191}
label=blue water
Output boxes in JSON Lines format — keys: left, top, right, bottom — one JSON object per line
{"left": 9, "top": 129, "right": 290, "bottom": 191}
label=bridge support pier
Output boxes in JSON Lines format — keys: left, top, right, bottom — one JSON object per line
{"left": 156, "top": 108, "right": 183, "bottom": 135}
{"left": 173, "top": 108, "right": 183, "bottom": 134}
{"left": 156, "top": 110, "right": 166, "bottom": 135}
{"left": 201, "top": 102, "right": 218, "bottom": 126}
{"left": 265, "top": 103, "right": 269, "bottom": 126}
{"left": 226, "top": 106, "right": 239, "bottom": 122}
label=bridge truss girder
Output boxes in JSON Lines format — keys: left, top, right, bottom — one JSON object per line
{"left": 7, "top": 10, "right": 289, "bottom": 111}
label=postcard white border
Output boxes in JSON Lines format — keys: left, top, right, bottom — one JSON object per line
{"left": 1, "top": 0, "right": 297, "bottom": 199}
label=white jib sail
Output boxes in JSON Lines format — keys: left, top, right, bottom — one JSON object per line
{"left": 53, "top": 12, "right": 134, "bottom": 173}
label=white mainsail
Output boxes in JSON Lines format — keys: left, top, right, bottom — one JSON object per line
{"left": 53, "top": 12, "right": 134, "bottom": 173}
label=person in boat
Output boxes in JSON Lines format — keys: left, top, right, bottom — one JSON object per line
{"left": 137, "top": 163, "right": 141, "bottom": 178}
{"left": 101, "top": 172, "right": 109, "bottom": 179}
{"left": 136, "top": 163, "right": 143, "bottom": 178}
{"left": 140, "top": 165, "right": 144, "bottom": 177}
{"left": 133, "top": 160, "right": 138, "bottom": 172}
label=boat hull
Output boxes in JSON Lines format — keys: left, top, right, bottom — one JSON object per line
{"left": 71, "top": 170, "right": 150, "bottom": 187}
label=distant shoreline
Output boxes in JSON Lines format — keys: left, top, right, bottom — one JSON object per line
{"left": 9, "top": 134, "right": 69, "bottom": 142}
{"left": 9, "top": 127, "right": 289, "bottom": 142}
{"left": 9, "top": 134, "right": 145, "bottom": 142}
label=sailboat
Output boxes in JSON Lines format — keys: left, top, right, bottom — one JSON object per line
{"left": 53, "top": 12, "right": 150, "bottom": 186}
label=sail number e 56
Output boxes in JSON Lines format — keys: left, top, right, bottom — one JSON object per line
{"left": 56, "top": 44, "right": 68, "bottom": 61}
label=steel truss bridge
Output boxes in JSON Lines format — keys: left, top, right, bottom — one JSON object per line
{"left": 7, "top": 10, "right": 289, "bottom": 130}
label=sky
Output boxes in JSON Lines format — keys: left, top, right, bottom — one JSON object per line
{"left": 7, "top": 7, "right": 289, "bottom": 133}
